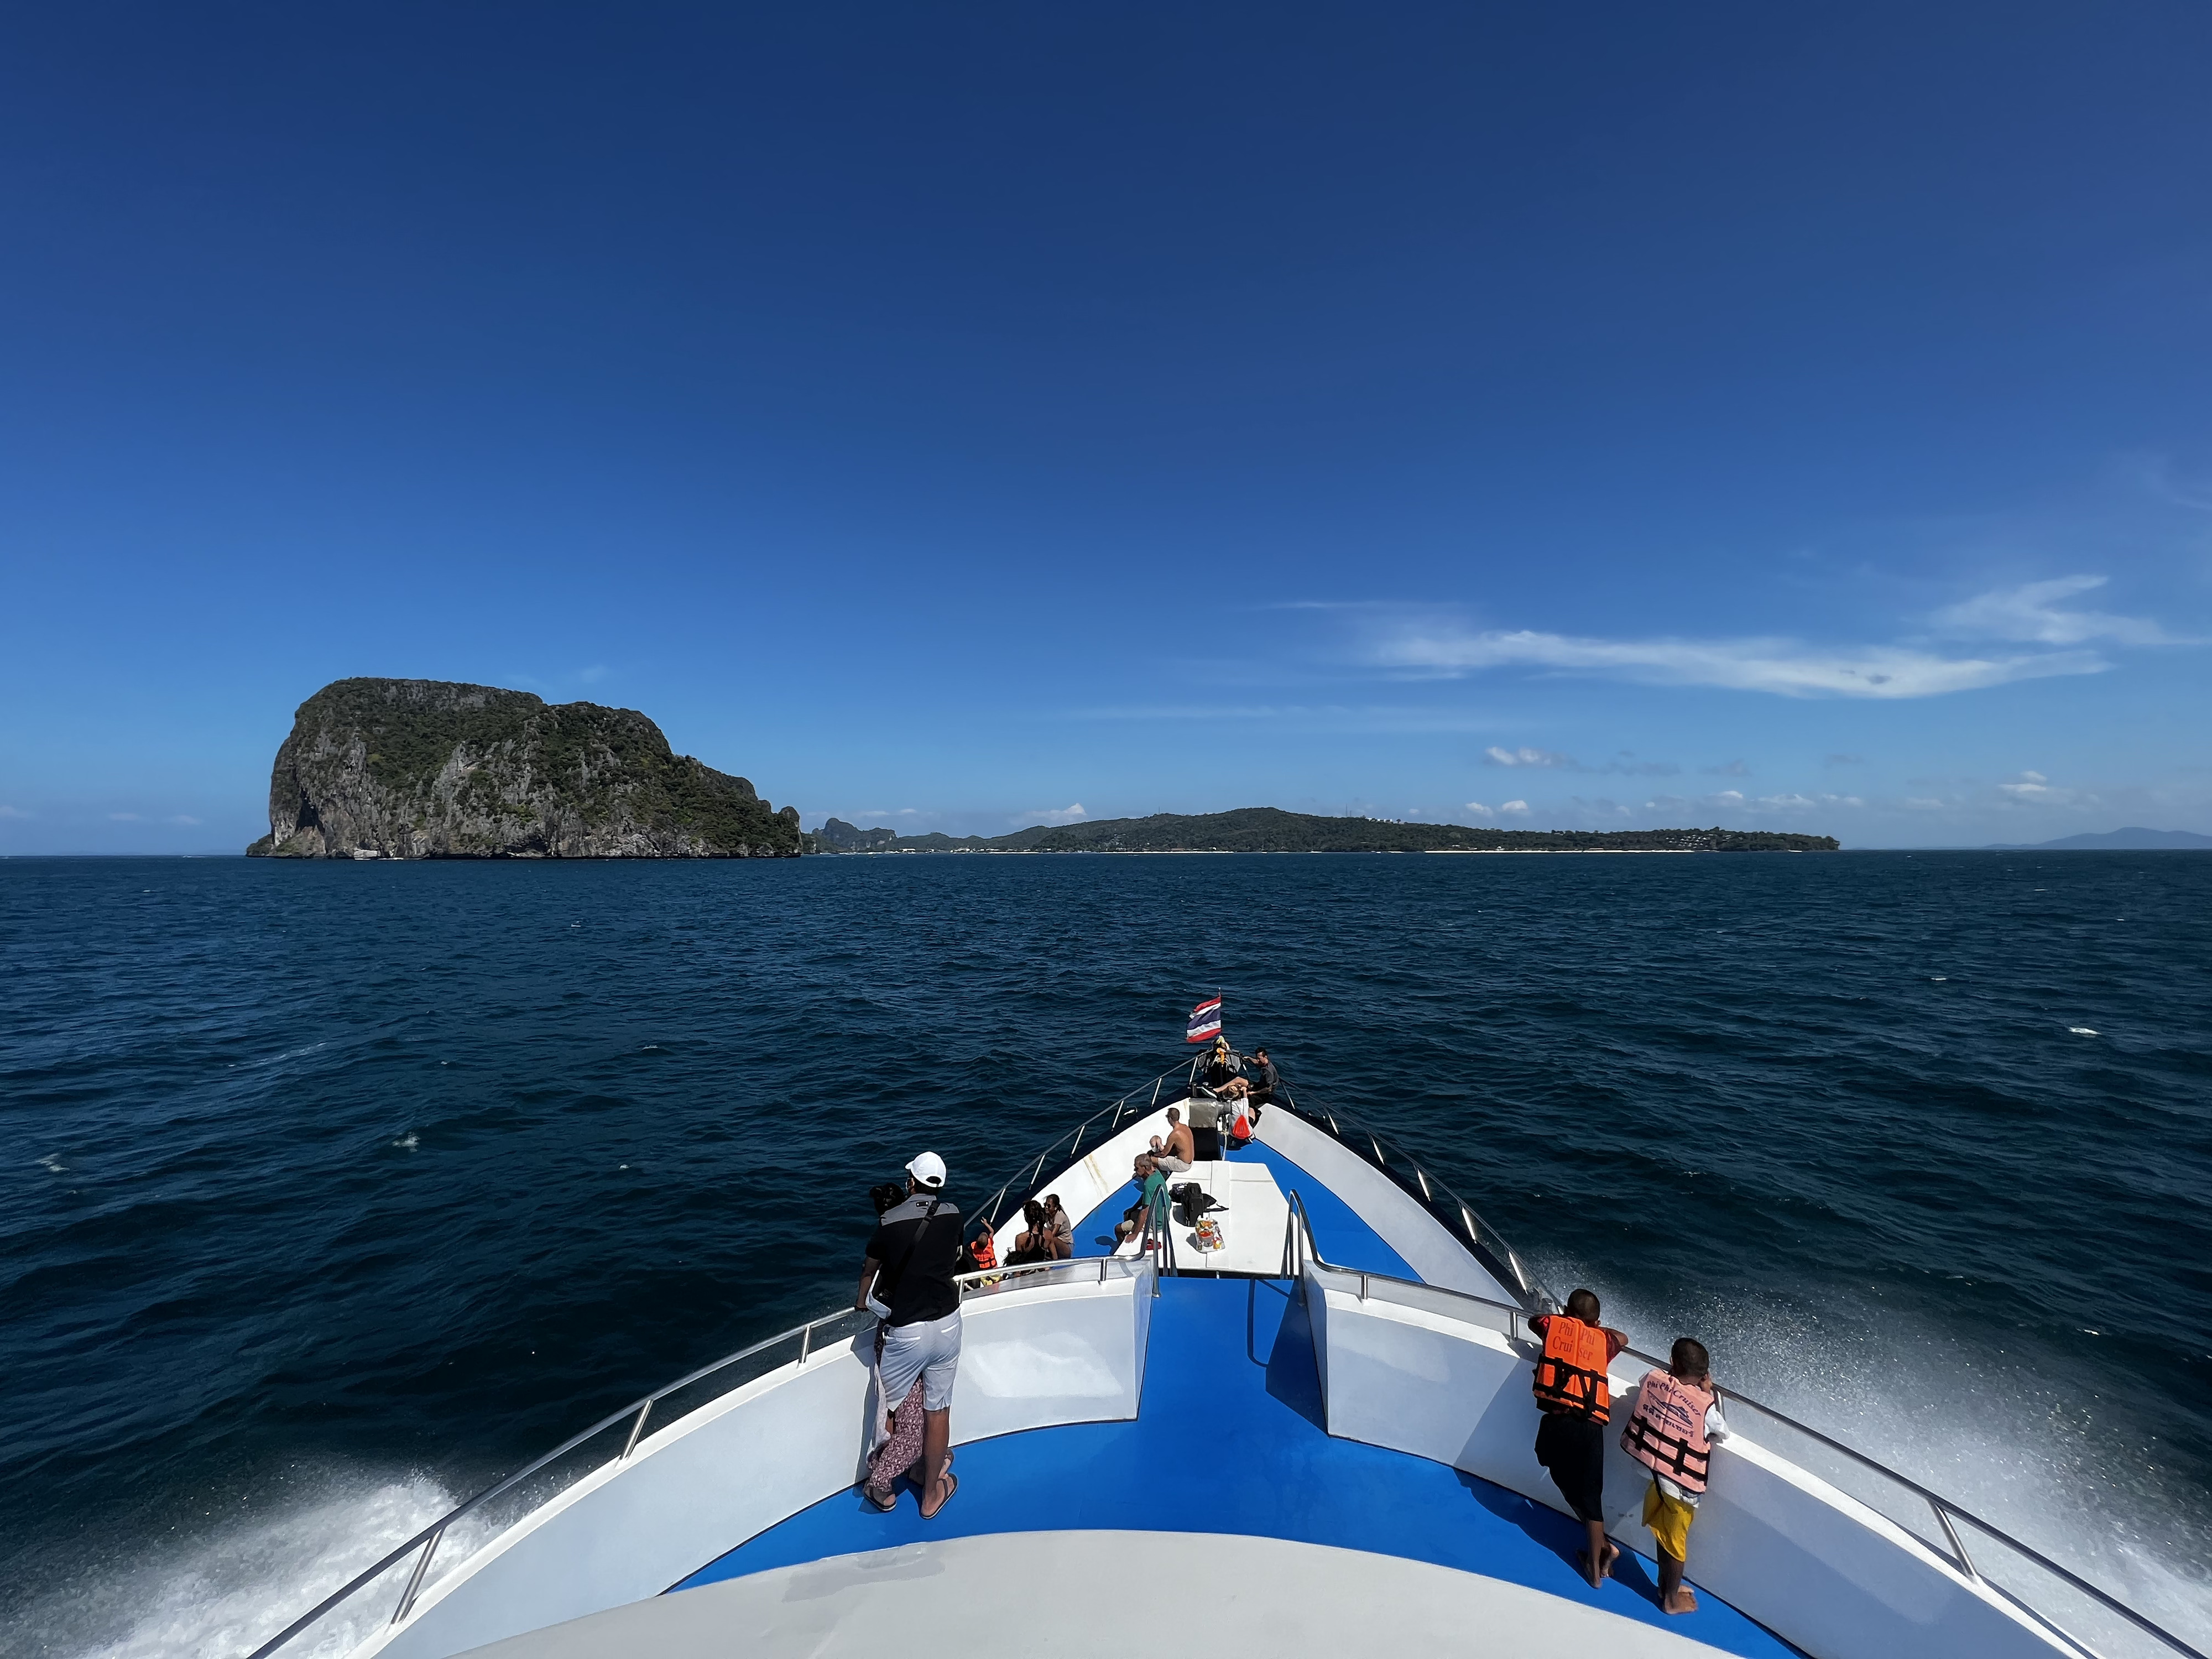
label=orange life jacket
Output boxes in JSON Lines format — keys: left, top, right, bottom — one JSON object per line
{"left": 969, "top": 1232, "right": 998, "bottom": 1270}
{"left": 1531, "top": 1316, "right": 1613, "bottom": 1422}
{"left": 1620, "top": 1369, "right": 1715, "bottom": 1493}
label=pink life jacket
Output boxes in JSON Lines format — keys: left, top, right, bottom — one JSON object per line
{"left": 1620, "top": 1369, "right": 1716, "bottom": 1493}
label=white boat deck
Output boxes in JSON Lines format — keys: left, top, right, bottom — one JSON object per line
{"left": 456, "top": 1530, "right": 1741, "bottom": 1658}
{"left": 1112, "top": 1155, "right": 1292, "bottom": 1275}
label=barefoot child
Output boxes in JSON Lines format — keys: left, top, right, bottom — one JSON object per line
{"left": 1621, "top": 1337, "right": 1730, "bottom": 1614}
{"left": 1530, "top": 1287, "right": 1629, "bottom": 1588}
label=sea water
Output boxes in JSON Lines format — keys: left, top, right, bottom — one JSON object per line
{"left": 2, "top": 851, "right": 2207, "bottom": 1654}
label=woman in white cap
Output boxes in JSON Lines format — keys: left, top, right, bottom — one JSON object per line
{"left": 854, "top": 1152, "right": 964, "bottom": 1517}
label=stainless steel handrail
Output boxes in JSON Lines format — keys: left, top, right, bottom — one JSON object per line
{"left": 1287, "top": 1227, "right": 2204, "bottom": 1659}
{"left": 245, "top": 1250, "right": 1130, "bottom": 1659}
{"left": 1272, "top": 1084, "right": 1548, "bottom": 1311}
{"left": 971, "top": 1055, "right": 1204, "bottom": 1238}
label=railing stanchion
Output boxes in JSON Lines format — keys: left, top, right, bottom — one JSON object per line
{"left": 799, "top": 1322, "right": 812, "bottom": 1365}
{"left": 1932, "top": 1500, "right": 1979, "bottom": 1582}
{"left": 620, "top": 1401, "right": 653, "bottom": 1460}
{"left": 392, "top": 1525, "right": 444, "bottom": 1626}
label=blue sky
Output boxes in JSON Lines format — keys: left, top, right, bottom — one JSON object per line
{"left": 1, "top": 3, "right": 2206, "bottom": 852}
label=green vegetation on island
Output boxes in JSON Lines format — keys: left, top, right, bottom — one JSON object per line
{"left": 247, "top": 678, "right": 800, "bottom": 859}
{"left": 807, "top": 807, "right": 1837, "bottom": 855}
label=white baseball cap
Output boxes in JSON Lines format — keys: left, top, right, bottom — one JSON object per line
{"left": 907, "top": 1151, "right": 947, "bottom": 1190}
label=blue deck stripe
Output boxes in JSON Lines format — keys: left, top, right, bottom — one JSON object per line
{"left": 678, "top": 1279, "right": 1798, "bottom": 1657}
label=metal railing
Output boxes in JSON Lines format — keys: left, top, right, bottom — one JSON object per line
{"left": 244, "top": 1251, "right": 1143, "bottom": 1659}
{"left": 1271, "top": 1084, "right": 1551, "bottom": 1311}
{"left": 969, "top": 1054, "right": 1203, "bottom": 1238}
{"left": 1284, "top": 1211, "right": 2203, "bottom": 1659}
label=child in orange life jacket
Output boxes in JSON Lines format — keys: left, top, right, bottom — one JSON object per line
{"left": 1529, "top": 1287, "right": 1629, "bottom": 1588}
{"left": 1621, "top": 1337, "right": 1730, "bottom": 1615}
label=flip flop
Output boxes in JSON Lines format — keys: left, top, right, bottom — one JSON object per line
{"left": 919, "top": 1470, "right": 959, "bottom": 1520}
{"left": 861, "top": 1483, "right": 898, "bottom": 1513}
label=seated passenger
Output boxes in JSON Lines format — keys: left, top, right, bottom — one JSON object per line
{"left": 1245, "top": 1046, "right": 1279, "bottom": 1111}
{"left": 1203, "top": 1036, "right": 1250, "bottom": 1099}
{"left": 965, "top": 1224, "right": 998, "bottom": 1276}
{"left": 1008, "top": 1201, "right": 1057, "bottom": 1265}
{"left": 1148, "top": 1107, "right": 1196, "bottom": 1172}
{"left": 1040, "top": 1194, "right": 1073, "bottom": 1258}
{"left": 1115, "top": 1154, "right": 1168, "bottom": 1243}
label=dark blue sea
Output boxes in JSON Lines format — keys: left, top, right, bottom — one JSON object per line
{"left": 3, "top": 852, "right": 2209, "bottom": 1655}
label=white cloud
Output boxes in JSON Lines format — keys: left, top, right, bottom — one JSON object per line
{"left": 1464, "top": 801, "right": 1495, "bottom": 817}
{"left": 0, "top": 805, "right": 28, "bottom": 819}
{"left": 1996, "top": 771, "right": 2094, "bottom": 806}
{"left": 1484, "top": 745, "right": 1572, "bottom": 768}
{"left": 1499, "top": 799, "right": 1531, "bottom": 816}
{"left": 1023, "top": 803, "right": 1089, "bottom": 826}
{"left": 170, "top": 815, "right": 203, "bottom": 826}
{"left": 1931, "top": 576, "right": 2174, "bottom": 646}
{"left": 1369, "top": 623, "right": 2105, "bottom": 700}
{"left": 1903, "top": 797, "right": 1949, "bottom": 810}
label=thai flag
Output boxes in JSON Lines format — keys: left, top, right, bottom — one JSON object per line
{"left": 1186, "top": 997, "right": 1223, "bottom": 1044}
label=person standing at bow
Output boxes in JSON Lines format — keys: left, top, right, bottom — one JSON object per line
{"left": 1621, "top": 1337, "right": 1729, "bottom": 1615}
{"left": 1530, "top": 1287, "right": 1629, "bottom": 1588}
{"left": 856, "top": 1152, "right": 966, "bottom": 1519}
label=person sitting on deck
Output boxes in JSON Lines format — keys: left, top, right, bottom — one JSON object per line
{"left": 1245, "top": 1047, "right": 1279, "bottom": 1110}
{"left": 1114, "top": 1154, "right": 1169, "bottom": 1244}
{"left": 1149, "top": 1107, "right": 1196, "bottom": 1172}
{"left": 1040, "top": 1194, "right": 1073, "bottom": 1258}
{"left": 1621, "top": 1336, "right": 1730, "bottom": 1616}
{"left": 1008, "top": 1200, "right": 1058, "bottom": 1265}
{"left": 1201, "top": 1037, "right": 1247, "bottom": 1098}
{"left": 1529, "top": 1286, "right": 1630, "bottom": 1589}
{"left": 965, "top": 1223, "right": 999, "bottom": 1280}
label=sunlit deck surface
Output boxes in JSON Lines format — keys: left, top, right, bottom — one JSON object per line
{"left": 675, "top": 1141, "right": 1797, "bottom": 1658}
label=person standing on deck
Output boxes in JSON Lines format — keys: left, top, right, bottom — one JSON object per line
{"left": 1621, "top": 1337, "right": 1729, "bottom": 1615}
{"left": 1530, "top": 1287, "right": 1629, "bottom": 1588}
{"left": 856, "top": 1153, "right": 964, "bottom": 1518}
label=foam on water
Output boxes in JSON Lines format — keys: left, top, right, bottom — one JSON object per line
{"left": 27, "top": 1474, "right": 460, "bottom": 1659}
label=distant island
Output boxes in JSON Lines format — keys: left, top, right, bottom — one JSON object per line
{"left": 807, "top": 807, "right": 1837, "bottom": 855}
{"left": 1981, "top": 827, "right": 2212, "bottom": 852}
{"left": 247, "top": 679, "right": 800, "bottom": 859}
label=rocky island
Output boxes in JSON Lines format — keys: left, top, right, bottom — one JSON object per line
{"left": 247, "top": 678, "right": 800, "bottom": 859}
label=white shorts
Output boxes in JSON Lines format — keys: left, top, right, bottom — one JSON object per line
{"left": 877, "top": 1308, "right": 963, "bottom": 1412}
{"left": 1154, "top": 1155, "right": 1193, "bottom": 1173}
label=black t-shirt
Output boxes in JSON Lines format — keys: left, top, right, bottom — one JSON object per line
{"left": 1251, "top": 1058, "right": 1280, "bottom": 1093}
{"left": 866, "top": 1191, "right": 965, "bottom": 1326}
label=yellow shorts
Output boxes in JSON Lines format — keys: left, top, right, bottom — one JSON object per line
{"left": 1643, "top": 1480, "right": 1696, "bottom": 1562}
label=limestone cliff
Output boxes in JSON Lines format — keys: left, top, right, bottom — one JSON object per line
{"left": 246, "top": 679, "right": 800, "bottom": 859}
